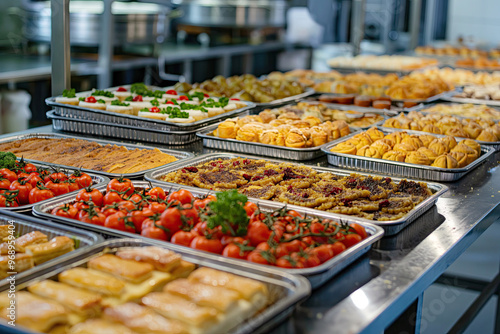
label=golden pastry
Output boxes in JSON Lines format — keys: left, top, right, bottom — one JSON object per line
{"left": 449, "top": 151, "right": 468, "bottom": 168}
{"left": 438, "top": 136, "right": 457, "bottom": 150}
{"left": 333, "top": 120, "right": 350, "bottom": 137}
{"left": 459, "top": 139, "right": 481, "bottom": 155}
{"left": 374, "top": 138, "right": 395, "bottom": 147}
{"left": 237, "top": 115, "right": 262, "bottom": 127}
{"left": 405, "top": 151, "right": 431, "bottom": 165}
{"left": 330, "top": 142, "right": 357, "bottom": 155}
{"left": 310, "top": 127, "right": 328, "bottom": 146}
{"left": 369, "top": 142, "right": 391, "bottom": 157}
{"left": 356, "top": 145, "right": 371, "bottom": 157}
{"left": 445, "top": 127, "right": 469, "bottom": 138}
{"left": 428, "top": 140, "right": 448, "bottom": 155}
{"left": 402, "top": 136, "right": 424, "bottom": 149}
{"left": 276, "top": 124, "right": 293, "bottom": 137}
{"left": 215, "top": 120, "right": 238, "bottom": 139}
{"left": 422, "top": 124, "right": 442, "bottom": 134}
{"left": 417, "top": 147, "right": 438, "bottom": 162}
{"left": 235, "top": 124, "right": 263, "bottom": 142}
{"left": 463, "top": 121, "right": 483, "bottom": 139}
{"left": 382, "top": 150, "right": 406, "bottom": 162}
{"left": 258, "top": 110, "right": 276, "bottom": 123}
{"left": 269, "top": 119, "right": 289, "bottom": 127}
{"left": 408, "top": 121, "right": 422, "bottom": 131}
{"left": 320, "top": 122, "right": 340, "bottom": 141}
{"left": 88, "top": 254, "right": 153, "bottom": 283}
{"left": 393, "top": 143, "right": 417, "bottom": 152}
{"left": 432, "top": 154, "right": 458, "bottom": 168}
{"left": 25, "top": 236, "right": 75, "bottom": 265}
{"left": 490, "top": 124, "right": 500, "bottom": 138}
{"left": 115, "top": 247, "right": 182, "bottom": 273}
{"left": 365, "top": 127, "right": 385, "bottom": 141}
{"left": 383, "top": 118, "right": 401, "bottom": 128}
{"left": 303, "top": 116, "right": 322, "bottom": 127}
{"left": 278, "top": 111, "right": 301, "bottom": 121}
{"left": 285, "top": 129, "right": 307, "bottom": 148}
{"left": 259, "top": 129, "right": 285, "bottom": 146}
{"left": 385, "top": 132, "right": 406, "bottom": 145}
{"left": 451, "top": 143, "right": 478, "bottom": 164}
{"left": 418, "top": 134, "right": 437, "bottom": 147}
{"left": 476, "top": 129, "right": 498, "bottom": 142}
{"left": 69, "top": 319, "right": 137, "bottom": 334}
{"left": 361, "top": 146, "right": 384, "bottom": 159}
{"left": 350, "top": 133, "right": 373, "bottom": 150}
{"left": 291, "top": 120, "right": 311, "bottom": 129}
{"left": 58, "top": 268, "right": 125, "bottom": 296}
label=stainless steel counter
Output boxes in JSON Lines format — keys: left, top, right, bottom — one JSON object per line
{"left": 5, "top": 125, "right": 500, "bottom": 333}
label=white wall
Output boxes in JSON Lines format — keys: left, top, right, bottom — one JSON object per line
{"left": 447, "top": 0, "right": 500, "bottom": 47}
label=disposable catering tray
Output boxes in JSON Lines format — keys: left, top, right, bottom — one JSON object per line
{"left": 0, "top": 132, "right": 192, "bottom": 179}
{"left": 251, "top": 88, "right": 315, "bottom": 109}
{"left": 0, "top": 162, "right": 108, "bottom": 213}
{"left": 441, "top": 94, "right": 500, "bottom": 107}
{"left": 382, "top": 112, "right": 500, "bottom": 151}
{"left": 196, "top": 123, "right": 360, "bottom": 161}
{"left": 33, "top": 181, "right": 384, "bottom": 288}
{"left": 47, "top": 110, "right": 205, "bottom": 146}
{"left": 46, "top": 97, "right": 256, "bottom": 132}
{"left": 322, "top": 127, "right": 495, "bottom": 181}
{"left": 0, "top": 238, "right": 311, "bottom": 334}
{"left": 0, "top": 210, "right": 102, "bottom": 289}
{"left": 143, "top": 153, "right": 448, "bottom": 236}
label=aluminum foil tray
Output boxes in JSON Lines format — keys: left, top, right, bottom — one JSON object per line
{"left": 0, "top": 210, "right": 102, "bottom": 289}
{"left": 0, "top": 162, "right": 108, "bottom": 213}
{"left": 196, "top": 123, "right": 360, "bottom": 161}
{"left": 0, "top": 239, "right": 310, "bottom": 334}
{"left": 46, "top": 97, "right": 255, "bottom": 132}
{"left": 439, "top": 95, "right": 500, "bottom": 107}
{"left": 0, "top": 132, "right": 192, "bottom": 179}
{"left": 322, "top": 127, "right": 495, "bottom": 181}
{"left": 33, "top": 181, "right": 384, "bottom": 288}
{"left": 143, "top": 153, "right": 448, "bottom": 235}
{"left": 252, "top": 88, "right": 316, "bottom": 109}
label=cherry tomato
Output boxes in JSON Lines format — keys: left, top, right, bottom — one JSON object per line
{"left": 9, "top": 178, "right": 32, "bottom": 204}
{"left": 45, "top": 180, "right": 69, "bottom": 196}
{"left": 168, "top": 189, "right": 194, "bottom": 205}
{"left": 0, "top": 193, "right": 18, "bottom": 207}
{"left": 180, "top": 204, "right": 199, "bottom": 227}
{"left": 104, "top": 212, "right": 135, "bottom": 233}
{"left": 0, "top": 169, "right": 17, "bottom": 183}
{"left": 65, "top": 179, "right": 80, "bottom": 193}
{"left": 128, "top": 208, "right": 154, "bottom": 233}
{"left": 149, "top": 106, "right": 160, "bottom": 113}
{"left": 28, "top": 185, "right": 55, "bottom": 204}
{"left": 350, "top": 223, "right": 368, "bottom": 239}
{"left": 70, "top": 171, "right": 93, "bottom": 188}
{"left": 141, "top": 225, "right": 169, "bottom": 240}
{"left": 309, "top": 245, "right": 334, "bottom": 263}
{"left": 116, "top": 87, "right": 127, "bottom": 92}
{"left": 243, "top": 201, "right": 258, "bottom": 217}
{"left": 79, "top": 211, "right": 106, "bottom": 226}
{"left": 117, "top": 200, "right": 135, "bottom": 213}
{"left": 51, "top": 204, "right": 78, "bottom": 219}
{"left": 171, "top": 230, "right": 198, "bottom": 247}
{"left": 193, "top": 195, "right": 216, "bottom": 210}
{"left": 0, "top": 177, "right": 11, "bottom": 191}
{"left": 247, "top": 250, "right": 273, "bottom": 265}
{"left": 222, "top": 243, "right": 252, "bottom": 259}
{"left": 26, "top": 172, "right": 42, "bottom": 188}
{"left": 192, "top": 222, "right": 224, "bottom": 240}
{"left": 165, "top": 89, "right": 177, "bottom": 95}
{"left": 73, "top": 201, "right": 89, "bottom": 212}
{"left": 103, "top": 190, "right": 123, "bottom": 206}
{"left": 178, "top": 95, "right": 189, "bottom": 101}
{"left": 304, "top": 253, "right": 321, "bottom": 268}
{"left": 146, "top": 187, "right": 166, "bottom": 201}
{"left": 48, "top": 172, "right": 68, "bottom": 182}
{"left": 85, "top": 96, "right": 96, "bottom": 103}
{"left": 247, "top": 222, "right": 272, "bottom": 246}
{"left": 220, "top": 236, "right": 245, "bottom": 246}
{"left": 160, "top": 207, "right": 183, "bottom": 235}
{"left": 326, "top": 242, "right": 346, "bottom": 256}
{"left": 190, "top": 236, "right": 223, "bottom": 254}
{"left": 148, "top": 202, "right": 167, "bottom": 214}
{"left": 165, "top": 101, "right": 175, "bottom": 105}
{"left": 133, "top": 95, "right": 143, "bottom": 102}
{"left": 107, "top": 177, "right": 134, "bottom": 197}
{"left": 101, "top": 203, "right": 120, "bottom": 217}
{"left": 341, "top": 234, "right": 363, "bottom": 248}
{"left": 22, "top": 163, "right": 37, "bottom": 173}
{"left": 75, "top": 187, "right": 103, "bottom": 206}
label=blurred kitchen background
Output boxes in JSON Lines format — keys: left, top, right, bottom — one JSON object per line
{"left": 0, "top": 0, "right": 498, "bottom": 131}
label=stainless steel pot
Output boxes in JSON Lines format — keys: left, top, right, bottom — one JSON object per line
{"left": 174, "top": 0, "right": 287, "bottom": 28}
{"left": 22, "top": 1, "right": 171, "bottom": 46}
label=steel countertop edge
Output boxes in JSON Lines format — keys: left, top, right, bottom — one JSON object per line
{"left": 3, "top": 125, "right": 500, "bottom": 334}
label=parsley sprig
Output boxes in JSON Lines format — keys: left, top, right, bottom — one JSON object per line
{"left": 204, "top": 190, "right": 249, "bottom": 236}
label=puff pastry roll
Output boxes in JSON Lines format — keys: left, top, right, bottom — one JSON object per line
{"left": 188, "top": 267, "right": 268, "bottom": 307}
{"left": 164, "top": 279, "right": 241, "bottom": 313}
{"left": 0, "top": 231, "right": 48, "bottom": 255}
{"left": 69, "top": 319, "right": 138, "bottom": 334}
{"left": 142, "top": 292, "right": 219, "bottom": 329}
{"left": 25, "top": 236, "right": 74, "bottom": 265}
{"left": 59, "top": 267, "right": 126, "bottom": 296}
{"left": 28, "top": 280, "right": 102, "bottom": 317}
{"left": 116, "top": 247, "right": 181, "bottom": 273}
{"left": 0, "top": 253, "right": 33, "bottom": 279}
{"left": 0, "top": 291, "right": 68, "bottom": 332}
{"left": 0, "top": 226, "right": 10, "bottom": 240}
{"left": 104, "top": 303, "right": 188, "bottom": 334}
{"left": 170, "top": 260, "right": 196, "bottom": 279}
{"left": 88, "top": 254, "right": 153, "bottom": 283}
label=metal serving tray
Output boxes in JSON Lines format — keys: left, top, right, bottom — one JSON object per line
{"left": 143, "top": 153, "right": 448, "bottom": 236}
{"left": 47, "top": 110, "right": 204, "bottom": 146}
{"left": 0, "top": 132, "right": 192, "bottom": 179}
{"left": 47, "top": 97, "right": 255, "bottom": 132}
{"left": 0, "top": 162, "right": 108, "bottom": 213}
{"left": 33, "top": 181, "right": 384, "bottom": 288}
{"left": 252, "top": 88, "right": 315, "bottom": 109}
{"left": 405, "top": 101, "right": 500, "bottom": 118}
{"left": 322, "top": 127, "right": 495, "bottom": 181}
{"left": 0, "top": 239, "right": 311, "bottom": 334}
{"left": 0, "top": 210, "right": 102, "bottom": 289}
{"left": 441, "top": 94, "right": 500, "bottom": 107}
{"left": 196, "top": 123, "right": 360, "bottom": 160}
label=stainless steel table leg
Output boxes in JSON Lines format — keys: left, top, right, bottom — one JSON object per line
{"left": 50, "top": 0, "right": 71, "bottom": 96}
{"left": 98, "top": 0, "right": 114, "bottom": 89}
{"left": 385, "top": 293, "right": 423, "bottom": 334}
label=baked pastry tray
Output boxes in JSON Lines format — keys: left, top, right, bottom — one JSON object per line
{"left": 47, "top": 110, "right": 204, "bottom": 146}
{"left": 32, "top": 181, "right": 384, "bottom": 288}
{"left": 196, "top": 123, "right": 360, "bottom": 161}
{"left": 322, "top": 127, "right": 495, "bottom": 181}
{"left": 441, "top": 94, "right": 500, "bottom": 107}
{"left": 143, "top": 153, "right": 448, "bottom": 236}
{"left": 0, "top": 132, "right": 193, "bottom": 179}
{"left": 381, "top": 113, "right": 500, "bottom": 151}
{"left": 46, "top": 96, "right": 255, "bottom": 132}
{"left": 0, "top": 161, "right": 109, "bottom": 213}
{"left": 0, "top": 238, "right": 311, "bottom": 334}
{"left": 0, "top": 210, "right": 102, "bottom": 289}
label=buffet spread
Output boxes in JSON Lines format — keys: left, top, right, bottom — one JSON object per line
{"left": 1, "top": 53, "right": 499, "bottom": 334}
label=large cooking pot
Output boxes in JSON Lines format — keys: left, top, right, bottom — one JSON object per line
{"left": 173, "top": 0, "right": 287, "bottom": 28}
{"left": 22, "top": 1, "right": 171, "bottom": 46}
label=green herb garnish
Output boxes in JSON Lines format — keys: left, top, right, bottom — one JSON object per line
{"left": 0, "top": 152, "right": 17, "bottom": 169}
{"left": 91, "top": 90, "right": 114, "bottom": 98}
{"left": 124, "top": 96, "right": 134, "bottom": 102}
{"left": 79, "top": 97, "right": 85, "bottom": 101}
{"left": 205, "top": 190, "right": 249, "bottom": 236}
{"left": 97, "top": 99, "right": 106, "bottom": 104}
{"left": 111, "top": 100, "right": 130, "bottom": 107}
{"left": 62, "top": 89, "right": 76, "bottom": 98}
{"left": 150, "top": 99, "right": 160, "bottom": 107}
{"left": 130, "top": 83, "right": 149, "bottom": 95}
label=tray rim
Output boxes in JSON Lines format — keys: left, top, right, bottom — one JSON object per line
{"left": 32, "top": 180, "right": 385, "bottom": 278}
{"left": 0, "top": 238, "right": 311, "bottom": 334}
{"left": 251, "top": 87, "right": 316, "bottom": 107}
{"left": 0, "top": 132, "right": 194, "bottom": 178}
{"left": 143, "top": 152, "right": 449, "bottom": 228}
{"left": 441, "top": 95, "right": 500, "bottom": 107}
{"left": 298, "top": 99, "right": 400, "bottom": 117}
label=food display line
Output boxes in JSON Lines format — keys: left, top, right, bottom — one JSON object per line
{"left": 2, "top": 125, "right": 499, "bottom": 334}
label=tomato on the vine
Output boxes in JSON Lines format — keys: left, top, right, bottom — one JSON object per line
{"left": 168, "top": 189, "right": 194, "bottom": 205}
{"left": 75, "top": 187, "right": 103, "bottom": 206}
{"left": 70, "top": 171, "right": 92, "bottom": 188}
{"left": 103, "top": 190, "right": 123, "bottom": 206}
{"left": 222, "top": 242, "right": 252, "bottom": 259}
{"left": 146, "top": 187, "right": 166, "bottom": 201}
{"left": 141, "top": 217, "right": 169, "bottom": 241}
{"left": 247, "top": 221, "right": 272, "bottom": 246}
{"left": 350, "top": 223, "right": 368, "bottom": 239}
{"left": 45, "top": 180, "right": 69, "bottom": 197}
{"left": 128, "top": 207, "right": 154, "bottom": 233}
{"left": 247, "top": 250, "right": 273, "bottom": 265}
{"left": 190, "top": 236, "right": 223, "bottom": 254}
{"left": 9, "top": 178, "right": 32, "bottom": 204}
{"left": 0, "top": 177, "right": 11, "bottom": 191}
{"left": 326, "top": 242, "right": 346, "bottom": 255}
{"left": 341, "top": 234, "right": 363, "bottom": 248}
{"left": 159, "top": 207, "right": 183, "bottom": 235}
{"left": 26, "top": 172, "right": 42, "bottom": 188}
{"left": 0, "top": 191, "right": 19, "bottom": 207}
{"left": 51, "top": 204, "right": 78, "bottom": 219}
{"left": 243, "top": 201, "right": 258, "bottom": 217}
{"left": 107, "top": 177, "right": 134, "bottom": 197}
{"left": 148, "top": 202, "right": 167, "bottom": 214}
{"left": 193, "top": 195, "right": 216, "bottom": 210}
{"left": 171, "top": 230, "right": 198, "bottom": 247}
{"left": 23, "top": 163, "right": 37, "bottom": 174}
{"left": 29, "top": 184, "right": 55, "bottom": 204}
{"left": 0, "top": 169, "right": 17, "bottom": 183}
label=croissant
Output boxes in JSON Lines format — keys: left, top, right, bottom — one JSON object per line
{"left": 417, "top": 147, "right": 438, "bottom": 162}
{"left": 216, "top": 120, "right": 239, "bottom": 139}
{"left": 260, "top": 129, "right": 285, "bottom": 146}
{"left": 331, "top": 142, "right": 357, "bottom": 155}
{"left": 365, "top": 127, "right": 385, "bottom": 141}
{"left": 428, "top": 140, "right": 449, "bottom": 155}
{"left": 418, "top": 134, "right": 437, "bottom": 147}
{"left": 382, "top": 150, "right": 406, "bottom": 162}
{"left": 285, "top": 129, "right": 308, "bottom": 148}
{"left": 432, "top": 154, "right": 458, "bottom": 168}
{"left": 405, "top": 151, "right": 431, "bottom": 165}
{"left": 402, "top": 136, "right": 424, "bottom": 149}
{"left": 422, "top": 124, "right": 442, "bottom": 135}
{"left": 451, "top": 143, "right": 478, "bottom": 164}
{"left": 459, "top": 139, "right": 481, "bottom": 155}
{"left": 276, "top": 124, "right": 293, "bottom": 137}
{"left": 408, "top": 121, "right": 422, "bottom": 131}
{"left": 476, "top": 129, "right": 498, "bottom": 142}
{"left": 393, "top": 143, "right": 417, "bottom": 152}
{"left": 449, "top": 151, "right": 468, "bottom": 168}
